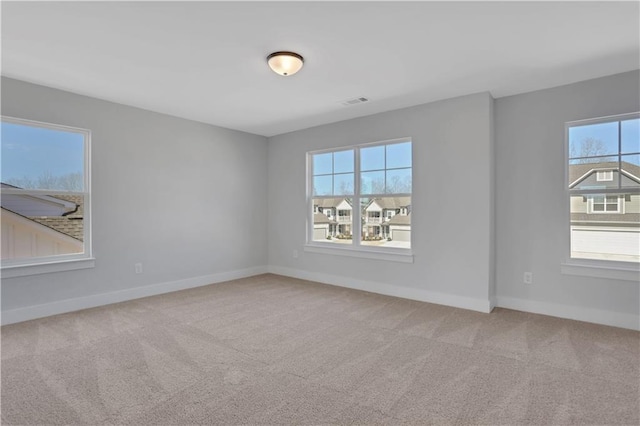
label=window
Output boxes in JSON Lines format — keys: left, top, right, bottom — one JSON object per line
{"left": 567, "top": 112, "right": 639, "bottom": 264}
{"left": 1, "top": 116, "right": 93, "bottom": 275}
{"left": 588, "top": 195, "right": 621, "bottom": 213}
{"left": 308, "top": 138, "right": 412, "bottom": 256}
{"left": 368, "top": 211, "right": 381, "bottom": 222}
{"left": 596, "top": 170, "right": 613, "bottom": 181}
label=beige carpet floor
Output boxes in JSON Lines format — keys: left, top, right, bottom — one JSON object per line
{"left": 1, "top": 273, "right": 638, "bottom": 425}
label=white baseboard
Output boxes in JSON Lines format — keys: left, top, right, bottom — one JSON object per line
{"left": 268, "top": 266, "right": 638, "bottom": 330}
{"left": 496, "top": 296, "right": 640, "bottom": 331}
{"left": 1, "top": 265, "right": 268, "bottom": 325}
{"left": 4, "top": 264, "right": 636, "bottom": 331}
{"left": 489, "top": 296, "right": 497, "bottom": 312}
{"left": 268, "top": 265, "right": 493, "bottom": 313}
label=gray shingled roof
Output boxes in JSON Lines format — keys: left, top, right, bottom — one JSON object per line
{"left": 29, "top": 216, "right": 84, "bottom": 241}
{"left": 571, "top": 212, "right": 640, "bottom": 224}
{"left": 388, "top": 212, "right": 411, "bottom": 225}
{"left": 313, "top": 213, "right": 333, "bottom": 224}
{"left": 28, "top": 194, "right": 84, "bottom": 241}
{"left": 569, "top": 161, "right": 640, "bottom": 186}
{"left": 314, "top": 198, "right": 352, "bottom": 208}
{"left": 367, "top": 196, "right": 411, "bottom": 210}
{"left": 0, "top": 186, "right": 84, "bottom": 241}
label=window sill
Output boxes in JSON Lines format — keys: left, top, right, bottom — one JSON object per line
{"left": 304, "top": 244, "right": 413, "bottom": 263}
{"left": 561, "top": 261, "right": 639, "bottom": 282}
{"left": 2, "top": 257, "right": 96, "bottom": 278}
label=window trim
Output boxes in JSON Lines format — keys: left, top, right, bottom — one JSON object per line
{"left": 1, "top": 116, "right": 93, "bottom": 276}
{"left": 588, "top": 195, "right": 622, "bottom": 214}
{"left": 561, "top": 260, "right": 639, "bottom": 282}
{"left": 564, "top": 112, "right": 639, "bottom": 274}
{"left": 596, "top": 170, "right": 614, "bottom": 182}
{"left": 306, "top": 137, "right": 413, "bottom": 262}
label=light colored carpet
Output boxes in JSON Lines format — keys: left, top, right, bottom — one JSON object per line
{"left": 1, "top": 273, "right": 638, "bottom": 425}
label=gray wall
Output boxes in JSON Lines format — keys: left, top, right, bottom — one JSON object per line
{"left": 495, "top": 70, "right": 640, "bottom": 318}
{"left": 267, "top": 92, "right": 495, "bottom": 308}
{"left": 1, "top": 77, "right": 268, "bottom": 312}
{"left": 3, "top": 71, "right": 638, "bottom": 328}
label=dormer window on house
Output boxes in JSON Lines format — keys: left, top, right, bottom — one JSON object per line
{"left": 567, "top": 112, "right": 639, "bottom": 263}
{"left": 596, "top": 170, "right": 614, "bottom": 181}
{"left": 308, "top": 139, "right": 412, "bottom": 255}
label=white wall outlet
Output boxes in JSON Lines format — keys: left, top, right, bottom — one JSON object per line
{"left": 135, "top": 263, "right": 143, "bottom": 274}
{"left": 523, "top": 271, "right": 533, "bottom": 284}
{"left": 292, "top": 249, "right": 299, "bottom": 259}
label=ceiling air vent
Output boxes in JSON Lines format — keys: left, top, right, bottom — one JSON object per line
{"left": 341, "top": 97, "right": 369, "bottom": 106}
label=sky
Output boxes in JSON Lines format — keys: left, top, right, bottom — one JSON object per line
{"left": 1, "top": 122, "right": 85, "bottom": 187}
{"left": 313, "top": 142, "right": 412, "bottom": 196}
{"left": 569, "top": 118, "right": 639, "bottom": 160}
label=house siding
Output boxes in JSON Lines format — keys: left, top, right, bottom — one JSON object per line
{"left": 627, "top": 194, "right": 640, "bottom": 214}
{"left": 572, "top": 171, "right": 638, "bottom": 190}
{"left": 570, "top": 194, "right": 640, "bottom": 222}
{"left": 1, "top": 209, "right": 83, "bottom": 259}
{"left": 570, "top": 196, "right": 588, "bottom": 214}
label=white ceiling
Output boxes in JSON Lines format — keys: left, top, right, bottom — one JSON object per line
{"left": 2, "top": 1, "right": 639, "bottom": 137}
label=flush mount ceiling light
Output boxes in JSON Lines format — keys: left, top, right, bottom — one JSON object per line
{"left": 267, "top": 51, "right": 304, "bottom": 76}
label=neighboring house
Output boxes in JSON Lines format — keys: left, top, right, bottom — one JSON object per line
{"left": 312, "top": 196, "right": 412, "bottom": 242}
{"left": 568, "top": 162, "right": 640, "bottom": 260}
{"left": 363, "top": 197, "right": 411, "bottom": 241}
{"left": 1, "top": 183, "right": 84, "bottom": 259}
{"left": 313, "top": 197, "right": 352, "bottom": 239}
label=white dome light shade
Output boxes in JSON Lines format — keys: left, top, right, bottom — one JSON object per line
{"left": 267, "top": 51, "right": 304, "bottom": 76}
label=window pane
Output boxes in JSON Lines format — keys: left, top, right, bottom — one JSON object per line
{"left": 568, "top": 156, "right": 618, "bottom": 190}
{"left": 621, "top": 154, "right": 640, "bottom": 189}
{"left": 313, "top": 175, "right": 332, "bottom": 196}
{"left": 333, "top": 150, "right": 354, "bottom": 173}
{"left": 361, "top": 196, "right": 411, "bottom": 248}
{"left": 1, "top": 122, "right": 85, "bottom": 191}
{"left": 386, "top": 168, "right": 412, "bottom": 194}
{"left": 334, "top": 173, "right": 354, "bottom": 195}
{"left": 313, "top": 153, "right": 332, "bottom": 175}
{"left": 621, "top": 118, "right": 640, "bottom": 154}
{"left": 361, "top": 145, "right": 385, "bottom": 171}
{"left": 309, "top": 141, "right": 411, "bottom": 251}
{"left": 571, "top": 192, "right": 639, "bottom": 262}
{"left": 569, "top": 117, "right": 639, "bottom": 264}
{"left": 1, "top": 192, "right": 85, "bottom": 260}
{"left": 386, "top": 142, "right": 412, "bottom": 169}
{"left": 361, "top": 170, "right": 385, "bottom": 195}
{"left": 312, "top": 197, "right": 352, "bottom": 243}
{"left": 568, "top": 121, "right": 618, "bottom": 158}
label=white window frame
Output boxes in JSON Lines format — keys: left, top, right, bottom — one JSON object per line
{"left": 563, "top": 112, "right": 639, "bottom": 280}
{"left": 596, "top": 170, "right": 614, "bottom": 182}
{"left": 588, "top": 195, "right": 622, "bottom": 214}
{"left": 306, "top": 137, "right": 413, "bottom": 263}
{"left": 1, "top": 116, "right": 94, "bottom": 278}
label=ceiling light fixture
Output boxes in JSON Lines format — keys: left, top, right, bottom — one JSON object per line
{"left": 267, "top": 51, "right": 304, "bottom": 76}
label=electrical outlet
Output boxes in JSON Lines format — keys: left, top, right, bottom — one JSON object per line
{"left": 292, "top": 249, "right": 299, "bottom": 259}
{"left": 135, "top": 263, "right": 143, "bottom": 274}
{"left": 523, "top": 272, "right": 533, "bottom": 284}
